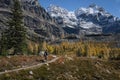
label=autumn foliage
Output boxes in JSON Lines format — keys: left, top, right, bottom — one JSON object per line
{"left": 45, "top": 41, "right": 120, "bottom": 60}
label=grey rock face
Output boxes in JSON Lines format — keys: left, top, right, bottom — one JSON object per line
{"left": 0, "top": 0, "right": 63, "bottom": 40}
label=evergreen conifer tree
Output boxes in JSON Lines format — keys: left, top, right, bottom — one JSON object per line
{"left": 0, "top": 0, "right": 27, "bottom": 55}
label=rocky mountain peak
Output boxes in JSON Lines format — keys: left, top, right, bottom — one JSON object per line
{"left": 75, "top": 4, "right": 109, "bottom": 17}
{"left": 89, "top": 3, "right": 98, "bottom": 8}
{"left": 47, "top": 4, "right": 69, "bottom": 16}
{"left": 47, "top": 4, "right": 78, "bottom": 29}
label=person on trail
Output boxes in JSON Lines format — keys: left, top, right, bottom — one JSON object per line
{"left": 44, "top": 50, "right": 48, "bottom": 61}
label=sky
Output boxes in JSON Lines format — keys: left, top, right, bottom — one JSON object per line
{"left": 39, "top": 0, "right": 120, "bottom": 18}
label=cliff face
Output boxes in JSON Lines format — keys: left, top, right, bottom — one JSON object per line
{"left": 0, "top": 0, "right": 63, "bottom": 40}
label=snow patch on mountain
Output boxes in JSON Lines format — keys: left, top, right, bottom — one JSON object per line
{"left": 75, "top": 7, "right": 95, "bottom": 16}
{"left": 79, "top": 21, "right": 100, "bottom": 29}
{"left": 47, "top": 4, "right": 69, "bottom": 17}
{"left": 75, "top": 4, "right": 111, "bottom": 17}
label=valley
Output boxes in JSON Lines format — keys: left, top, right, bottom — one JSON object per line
{"left": 0, "top": 0, "right": 120, "bottom": 80}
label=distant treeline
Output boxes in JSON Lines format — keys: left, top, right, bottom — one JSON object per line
{"left": 44, "top": 41, "right": 120, "bottom": 60}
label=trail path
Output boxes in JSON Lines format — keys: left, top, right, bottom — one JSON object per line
{"left": 0, "top": 57, "right": 60, "bottom": 75}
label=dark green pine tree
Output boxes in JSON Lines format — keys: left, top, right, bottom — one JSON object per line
{"left": 0, "top": 31, "right": 9, "bottom": 55}
{"left": 1, "top": 0, "right": 27, "bottom": 55}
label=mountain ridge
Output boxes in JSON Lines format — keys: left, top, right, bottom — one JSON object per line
{"left": 47, "top": 4, "right": 120, "bottom": 35}
{"left": 0, "top": 0, "right": 120, "bottom": 40}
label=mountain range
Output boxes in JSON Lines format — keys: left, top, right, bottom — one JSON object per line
{"left": 0, "top": 0, "right": 120, "bottom": 41}
{"left": 47, "top": 4, "right": 120, "bottom": 35}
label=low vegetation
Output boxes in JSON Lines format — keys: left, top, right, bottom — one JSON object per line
{"left": 0, "top": 56, "right": 119, "bottom": 80}
{"left": 0, "top": 55, "right": 54, "bottom": 72}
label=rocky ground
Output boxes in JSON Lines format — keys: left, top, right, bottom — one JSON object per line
{"left": 0, "top": 55, "right": 119, "bottom": 80}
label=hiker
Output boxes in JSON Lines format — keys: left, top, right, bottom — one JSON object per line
{"left": 44, "top": 50, "right": 48, "bottom": 61}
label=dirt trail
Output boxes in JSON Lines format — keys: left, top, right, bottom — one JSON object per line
{"left": 0, "top": 57, "right": 60, "bottom": 75}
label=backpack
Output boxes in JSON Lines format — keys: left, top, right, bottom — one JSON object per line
{"left": 44, "top": 51, "right": 48, "bottom": 56}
